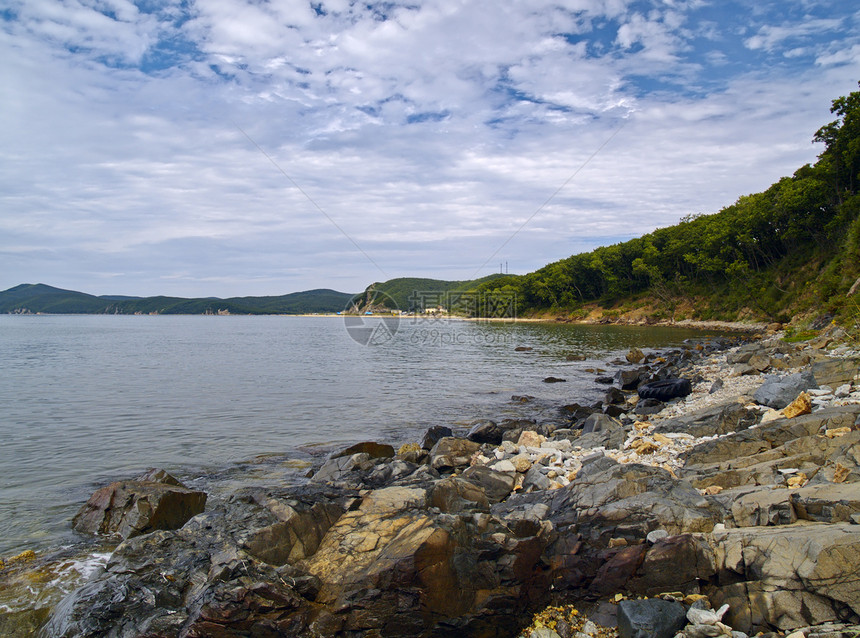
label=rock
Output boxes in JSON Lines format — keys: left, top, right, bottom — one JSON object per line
{"left": 136, "top": 468, "right": 183, "bottom": 486}
{"left": 430, "top": 437, "right": 480, "bottom": 472}
{"left": 605, "top": 387, "right": 628, "bottom": 405}
{"left": 466, "top": 420, "right": 505, "bottom": 444}
{"left": 706, "top": 523, "right": 860, "bottom": 633}
{"left": 311, "top": 452, "right": 373, "bottom": 484}
{"left": 790, "top": 483, "right": 860, "bottom": 523}
{"left": 429, "top": 477, "right": 489, "bottom": 513}
{"left": 518, "top": 430, "right": 545, "bottom": 448}
{"left": 655, "top": 402, "right": 759, "bottom": 438}
{"left": 544, "top": 376, "right": 567, "bottom": 383}
{"left": 646, "top": 529, "right": 669, "bottom": 544}
{"left": 515, "top": 346, "right": 534, "bottom": 351}
{"left": 627, "top": 348, "right": 646, "bottom": 364}
{"left": 577, "top": 415, "right": 627, "bottom": 450}
{"left": 461, "top": 465, "right": 516, "bottom": 502}
{"left": 617, "top": 598, "right": 687, "bottom": 638}
{"left": 531, "top": 628, "right": 563, "bottom": 638}
{"left": 616, "top": 368, "right": 646, "bottom": 391}
{"left": 420, "top": 425, "right": 453, "bottom": 450}
{"left": 687, "top": 604, "right": 729, "bottom": 625}
{"left": 784, "top": 392, "right": 813, "bottom": 419}
{"left": 72, "top": 477, "right": 207, "bottom": 540}
{"left": 710, "top": 378, "right": 725, "bottom": 394}
{"left": 812, "top": 358, "right": 860, "bottom": 387}
{"left": 522, "top": 465, "right": 552, "bottom": 492}
{"left": 634, "top": 398, "right": 665, "bottom": 416}
{"left": 749, "top": 353, "right": 772, "bottom": 372}
{"left": 730, "top": 487, "right": 796, "bottom": 527}
{"left": 754, "top": 370, "right": 818, "bottom": 409}
{"left": 331, "top": 441, "right": 394, "bottom": 459}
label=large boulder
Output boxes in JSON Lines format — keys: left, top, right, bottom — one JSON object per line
{"left": 753, "top": 370, "right": 818, "bottom": 409}
{"left": 705, "top": 523, "right": 860, "bottom": 633}
{"left": 72, "top": 471, "right": 207, "bottom": 540}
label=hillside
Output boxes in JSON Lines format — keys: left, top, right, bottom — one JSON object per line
{"left": 0, "top": 284, "right": 355, "bottom": 315}
{"left": 356, "top": 274, "right": 508, "bottom": 312}
{"left": 475, "top": 83, "right": 860, "bottom": 331}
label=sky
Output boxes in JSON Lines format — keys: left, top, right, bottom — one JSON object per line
{"left": 1, "top": 0, "right": 859, "bottom": 298}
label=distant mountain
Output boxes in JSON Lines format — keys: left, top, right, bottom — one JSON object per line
{"left": 0, "top": 284, "right": 356, "bottom": 315}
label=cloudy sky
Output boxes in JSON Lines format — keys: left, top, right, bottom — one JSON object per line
{"left": 1, "top": 0, "right": 858, "bottom": 297}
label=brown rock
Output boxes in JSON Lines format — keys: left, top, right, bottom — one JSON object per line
{"left": 72, "top": 479, "right": 207, "bottom": 539}
{"left": 429, "top": 437, "right": 480, "bottom": 472}
{"left": 332, "top": 441, "right": 395, "bottom": 459}
{"left": 783, "top": 392, "right": 812, "bottom": 419}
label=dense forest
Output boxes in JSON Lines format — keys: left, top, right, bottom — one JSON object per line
{"left": 469, "top": 83, "right": 860, "bottom": 326}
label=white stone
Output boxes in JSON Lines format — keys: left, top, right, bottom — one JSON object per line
{"left": 835, "top": 384, "right": 852, "bottom": 398}
{"left": 491, "top": 460, "right": 517, "bottom": 473}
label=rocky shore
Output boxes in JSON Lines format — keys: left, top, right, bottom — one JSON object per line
{"left": 3, "top": 325, "right": 860, "bottom": 638}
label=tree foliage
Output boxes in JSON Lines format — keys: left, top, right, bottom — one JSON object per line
{"left": 476, "top": 83, "right": 860, "bottom": 321}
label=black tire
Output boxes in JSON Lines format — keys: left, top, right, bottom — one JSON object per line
{"left": 637, "top": 378, "right": 692, "bottom": 401}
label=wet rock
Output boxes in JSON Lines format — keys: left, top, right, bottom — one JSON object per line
{"left": 72, "top": 476, "right": 207, "bottom": 540}
{"left": 461, "top": 465, "right": 515, "bottom": 503}
{"left": 467, "top": 420, "right": 505, "bottom": 444}
{"left": 605, "top": 387, "right": 627, "bottom": 405}
{"left": 627, "top": 348, "right": 646, "bottom": 364}
{"left": 544, "top": 376, "right": 567, "bottom": 383}
{"left": 634, "top": 398, "right": 665, "bottom": 416}
{"left": 331, "top": 441, "right": 395, "bottom": 459}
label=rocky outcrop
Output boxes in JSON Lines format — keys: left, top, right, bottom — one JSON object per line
{"left": 71, "top": 469, "right": 207, "bottom": 540}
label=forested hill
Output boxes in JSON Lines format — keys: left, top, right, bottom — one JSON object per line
{"left": 476, "top": 83, "right": 860, "bottom": 326}
{"left": 0, "top": 284, "right": 355, "bottom": 315}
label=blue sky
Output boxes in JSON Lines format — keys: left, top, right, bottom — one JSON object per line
{"left": 1, "top": 0, "right": 858, "bottom": 297}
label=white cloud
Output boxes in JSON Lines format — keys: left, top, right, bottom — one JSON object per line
{"left": 1, "top": 0, "right": 858, "bottom": 296}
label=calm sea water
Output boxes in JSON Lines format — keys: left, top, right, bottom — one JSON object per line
{"left": 0, "top": 315, "right": 722, "bottom": 556}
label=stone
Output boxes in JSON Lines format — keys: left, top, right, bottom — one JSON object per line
{"left": 518, "top": 430, "right": 545, "bottom": 448}
{"left": 466, "top": 420, "right": 505, "bottom": 444}
{"left": 707, "top": 523, "right": 860, "bottom": 633}
{"left": 784, "top": 392, "right": 813, "bottom": 419}
{"left": 461, "top": 465, "right": 516, "bottom": 502}
{"left": 331, "top": 441, "right": 394, "bottom": 459}
{"left": 429, "top": 477, "right": 489, "bottom": 513}
{"left": 72, "top": 478, "right": 207, "bottom": 540}
{"left": 627, "top": 348, "right": 646, "bottom": 364}
{"left": 812, "top": 358, "right": 860, "bottom": 387}
{"left": 654, "top": 402, "right": 759, "bottom": 438}
{"left": 754, "top": 370, "right": 818, "bottom": 409}
{"left": 730, "top": 487, "right": 796, "bottom": 527}
{"left": 311, "top": 452, "right": 373, "bottom": 484}
{"left": 429, "top": 437, "right": 480, "bottom": 472}
{"left": 647, "top": 529, "right": 669, "bottom": 543}
{"left": 617, "top": 598, "right": 687, "bottom": 638}
{"left": 605, "top": 387, "right": 628, "bottom": 405}
{"left": 420, "top": 425, "right": 453, "bottom": 450}
{"left": 790, "top": 483, "right": 860, "bottom": 523}
{"left": 544, "top": 376, "right": 567, "bottom": 383}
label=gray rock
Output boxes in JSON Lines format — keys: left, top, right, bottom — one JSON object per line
{"left": 617, "top": 599, "right": 687, "bottom": 638}
{"left": 429, "top": 437, "right": 481, "bottom": 472}
{"left": 420, "top": 425, "right": 453, "bottom": 450}
{"left": 466, "top": 420, "right": 504, "bottom": 444}
{"left": 753, "top": 370, "right": 818, "bottom": 409}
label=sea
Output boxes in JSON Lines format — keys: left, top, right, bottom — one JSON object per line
{"left": 0, "top": 314, "right": 726, "bottom": 558}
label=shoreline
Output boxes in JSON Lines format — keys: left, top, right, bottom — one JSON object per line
{"left": 4, "top": 326, "right": 859, "bottom": 637}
